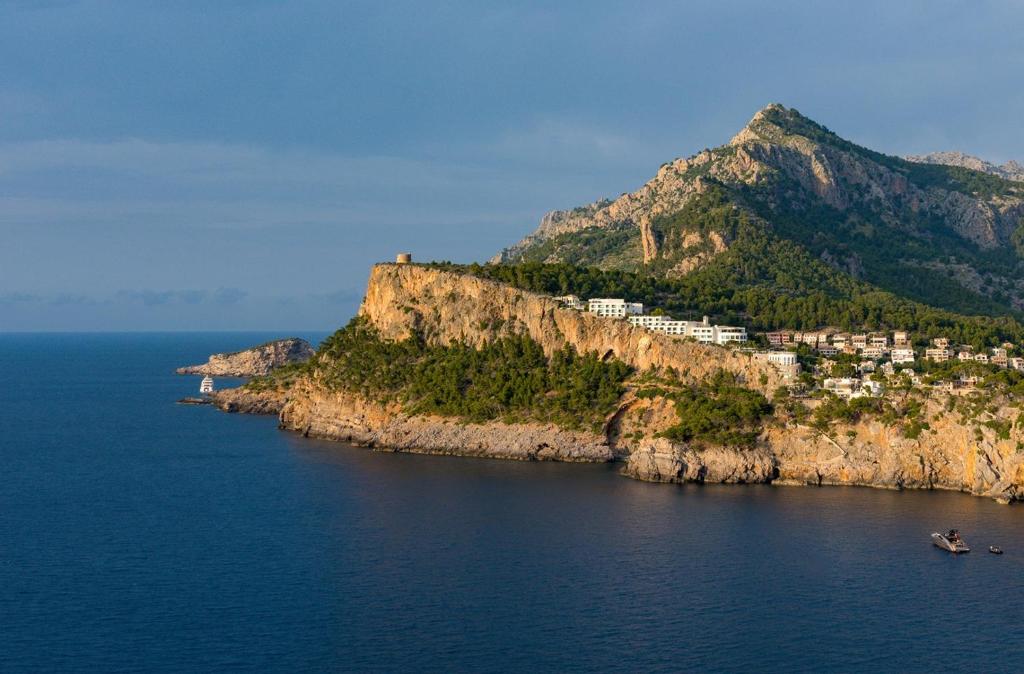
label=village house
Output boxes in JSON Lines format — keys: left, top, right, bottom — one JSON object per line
{"left": 893, "top": 331, "right": 909, "bottom": 346}
{"left": 890, "top": 347, "right": 915, "bottom": 364}
{"left": 869, "top": 334, "right": 889, "bottom": 348}
{"left": 824, "top": 377, "right": 883, "bottom": 399}
{"left": 932, "top": 337, "right": 950, "bottom": 349}
{"left": 861, "top": 345, "right": 886, "bottom": 359}
{"left": 1010, "top": 357, "right": 1024, "bottom": 370}
{"left": 852, "top": 334, "right": 868, "bottom": 350}
{"left": 925, "top": 347, "right": 952, "bottom": 362}
{"left": 817, "top": 345, "right": 838, "bottom": 357}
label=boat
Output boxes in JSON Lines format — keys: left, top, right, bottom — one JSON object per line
{"left": 199, "top": 376, "right": 214, "bottom": 394}
{"left": 932, "top": 529, "right": 970, "bottom": 553}
{"left": 989, "top": 546, "right": 1003, "bottom": 555}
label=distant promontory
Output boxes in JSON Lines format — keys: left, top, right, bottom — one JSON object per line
{"left": 176, "top": 338, "right": 315, "bottom": 377}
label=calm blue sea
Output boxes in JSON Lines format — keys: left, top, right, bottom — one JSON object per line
{"left": 2, "top": 333, "right": 1023, "bottom": 672}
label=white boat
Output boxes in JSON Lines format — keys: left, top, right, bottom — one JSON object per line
{"left": 199, "top": 376, "right": 214, "bottom": 394}
{"left": 932, "top": 530, "right": 970, "bottom": 553}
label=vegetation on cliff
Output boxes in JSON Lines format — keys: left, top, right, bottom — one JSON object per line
{"left": 638, "top": 370, "right": 772, "bottom": 448}
{"left": 284, "top": 317, "right": 631, "bottom": 431}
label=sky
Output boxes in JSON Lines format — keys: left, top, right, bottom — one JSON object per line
{"left": 2, "top": 0, "right": 1023, "bottom": 331}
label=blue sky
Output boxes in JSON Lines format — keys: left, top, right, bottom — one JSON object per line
{"left": 3, "top": 0, "right": 1023, "bottom": 330}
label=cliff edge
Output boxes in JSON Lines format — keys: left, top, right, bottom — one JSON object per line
{"left": 177, "top": 337, "right": 315, "bottom": 377}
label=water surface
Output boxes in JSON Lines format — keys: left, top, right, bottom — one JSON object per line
{"left": 2, "top": 333, "right": 1022, "bottom": 672}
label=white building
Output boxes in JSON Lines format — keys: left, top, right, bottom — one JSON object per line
{"left": 891, "top": 347, "right": 915, "bottom": 364}
{"left": 627, "top": 314, "right": 747, "bottom": 345}
{"left": 588, "top": 298, "right": 643, "bottom": 318}
{"left": 861, "top": 346, "right": 886, "bottom": 359}
{"left": 824, "top": 377, "right": 883, "bottom": 399}
{"left": 755, "top": 350, "right": 800, "bottom": 379}
{"left": 552, "top": 294, "right": 584, "bottom": 310}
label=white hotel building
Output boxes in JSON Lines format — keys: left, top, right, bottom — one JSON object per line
{"left": 587, "top": 298, "right": 644, "bottom": 318}
{"left": 627, "top": 314, "right": 747, "bottom": 346}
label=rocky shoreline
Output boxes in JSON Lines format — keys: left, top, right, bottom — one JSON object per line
{"left": 208, "top": 381, "right": 1023, "bottom": 503}
{"left": 195, "top": 264, "right": 1024, "bottom": 504}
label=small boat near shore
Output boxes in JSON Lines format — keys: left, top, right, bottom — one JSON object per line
{"left": 989, "top": 546, "right": 1003, "bottom": 555}
{"left": 932, "top": 529, "right": 970, "bottom": 553}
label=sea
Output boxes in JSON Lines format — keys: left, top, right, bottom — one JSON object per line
{"left": 2, "top": 332, "right": 1023, "bottom": 673}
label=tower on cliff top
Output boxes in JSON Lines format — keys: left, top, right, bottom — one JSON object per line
{"left": 396, "top": 252, "right": 412, "bottom": 264}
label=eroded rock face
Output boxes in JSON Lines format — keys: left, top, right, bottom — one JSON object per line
{"left": 176, "top": 338, "right": 314, "bottom": 377}
{"left": 278, "top": 380, "right": 613, "bottom": 462}
{"left": 210, "top": 386, "right": 288, "bottom": 415}
{"left": 622, "top": 439, "right": 777, "bottom": 484}
{"left": 359, "top": 264, "right": 783, "bottom": 393}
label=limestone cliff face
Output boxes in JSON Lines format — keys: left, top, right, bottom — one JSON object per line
{"left": 176, "top": 338, "right": 315, "bottom": 377}
{"left": 359, "top": 264, "right": 783, "bottom": 392}
{"left": 766, "top": 401, "right": 1024, "bottom": 502}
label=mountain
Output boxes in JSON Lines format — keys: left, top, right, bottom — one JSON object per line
{"left": 907, "top": 151, "right": 1024, "bottom": 182}
{"left": 493, "top": 104, "right": 1024, "bottom": 317}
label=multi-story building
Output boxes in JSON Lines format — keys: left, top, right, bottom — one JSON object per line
{"left": 852, "top": 334, "right": 868, "bottom": 350}
{"left": 893, "top": 331, "right": 909, "bottom": 346}
{"left": 869, "top": 334, "right": 889, "bottom": 348}
{"left": 817, "top": 345, "right": 838, "bottom": 357}
{"left": 925, "top": 348, "right": 952, "bottom": 362}
{"left": 754, "top": 351, "right": 800, "bottom": 379}
{"left": 862, "top": 346, "right": 885, "bottom": 359}
{"left": 890, "top": 347, "right": 915, "bottom": 364}
{"left": 932, "top": 337, "right": 950, "bottom": 349}
{"left": 1010, "top": 357, "right": 1024, "bottom": 371}
{"left": 587, "top": 298, "right": 643, "bottom": 318}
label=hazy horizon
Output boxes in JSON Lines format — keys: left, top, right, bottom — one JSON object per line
{"left": 4, "top": 0, "right": 1024, "bottom": 331}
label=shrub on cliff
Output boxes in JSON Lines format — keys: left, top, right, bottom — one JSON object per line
{"left": 658, "top": 370, "right": 772, "bottom": 448}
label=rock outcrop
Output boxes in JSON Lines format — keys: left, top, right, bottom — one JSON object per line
{"left": 277, "top": 380, "right": 612, "bottom": 462}
{"left": 359, "top": 264, "right": 783, "bottom": 393}
{"left": 907, "top": 151, "right": 1024, "bottom": 182}
{"left": 210, "top": 386, "right": 288, "bottom": 415}
{"left": 177, "top": 338, "right": 314, "bottom": 377}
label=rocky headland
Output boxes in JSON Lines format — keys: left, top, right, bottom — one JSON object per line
{"left": 177, "top": 337, "right": 314, "bottom": 377}
{"left": 208, "top": 263, "right": 1024, "bottom": 503}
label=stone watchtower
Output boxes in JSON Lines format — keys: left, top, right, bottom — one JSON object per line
{"left": 395, "top": 252, "right": 412, "bottom": 264}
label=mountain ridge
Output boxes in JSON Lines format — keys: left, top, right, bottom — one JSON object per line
{"left": 492, "top": 104, "right": 1024, "bottom": 318}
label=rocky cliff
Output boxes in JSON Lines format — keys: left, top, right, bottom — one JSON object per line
{"left": 177, "top": 338, "right": 315, "bottom": 377}
{"left": 359, "top": 264, "right": 783, "bottom": 391}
